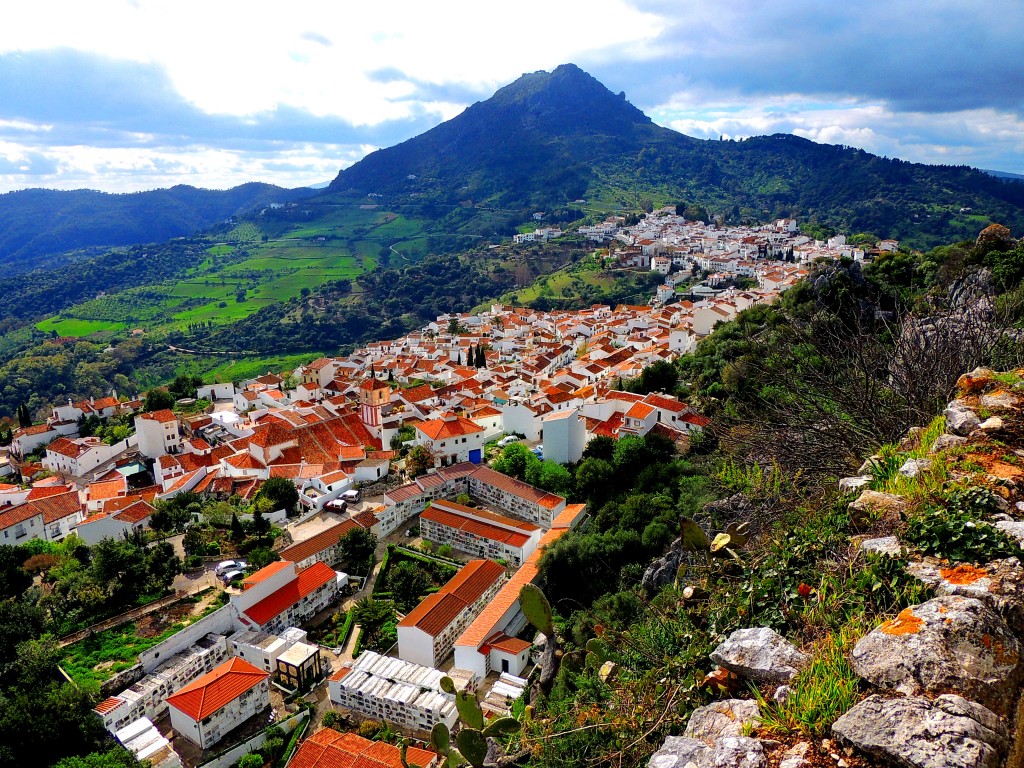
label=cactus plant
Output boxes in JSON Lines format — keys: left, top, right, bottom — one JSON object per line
{"left": 429, "top": 677, "right": 524, "bottom": 768}
{"left": 518, "top": 584, "right": 560, "bottom": 695}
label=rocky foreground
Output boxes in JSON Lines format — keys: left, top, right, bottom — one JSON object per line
{"left": 649, "top": 366, "right": 1024, "bottom": 768}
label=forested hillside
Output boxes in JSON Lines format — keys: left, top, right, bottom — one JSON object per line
{"left": 0, "top": 182, "right": 310, "bottom": 271}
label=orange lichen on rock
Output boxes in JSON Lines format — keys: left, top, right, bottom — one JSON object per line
{"left": 880, "top": 607, "right": 925, "bottom": 635}
{"left": 940, "top": 564, "right": 989, "bottom": 585}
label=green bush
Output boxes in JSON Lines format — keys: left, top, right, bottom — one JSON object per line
{"left": 237, "top": 753, "right": 263, "bottom": 768}
{"left": 322, "top": 710, "right": 340, "bottom": 728}
{"left": 906, "top": 499, "right": 1018, "bottom": 564}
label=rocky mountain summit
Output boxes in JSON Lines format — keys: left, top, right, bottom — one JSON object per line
{"left": 649, "top": 366, "right": 1024, "bottom": 768}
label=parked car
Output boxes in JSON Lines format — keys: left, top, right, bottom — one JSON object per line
{"left": 341, "top": 489, "right": 361, "bottom": 503}
{"left": 326, "top": 499, "right": 348, "bottom": 512}
{"left": 221, "top": 569, "right": 244, "bottom": 584}
{"left": 497, "top": 435, "right": 520, "bottom": 447}
{"left": 215, "top": 560, "right": 239, "bottom": 575}
{"left": 532, "top": 446, "right": 544, "bottom": 459}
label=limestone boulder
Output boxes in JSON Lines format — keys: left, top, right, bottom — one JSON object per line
{"left": 850, "top": 595, "right": 1021, "bottom": 715}
{"left": 683, "top": 699, "right": 760, "bottom": 742}
{"left": 907, "top": 559, "right": 1024, "bottom": 636}
{"left": 647, "top": 736, "right": 765, "bottom": 768}
{"left": 710, "top": 627, "right": 808, "bottom": 684}
{"left": 832, "top": 693, "right": 1008, "bottom": 768}
{"left": 945, "top": 404, "right": 981, "bottom": 436}
{"left": 899, "top": 458, "right": 932, "bottom": 478}
{"left": 838, "top": 475, "right": 871, "bottom": 494}
{"left": 858, "top": 536, "right": 903, "bottom": 557}
{"left": 980, "top": 390, "right": 1017, "bottom": 409}
{"left": 930, "top": 433, "right": 967, "bottom": 453}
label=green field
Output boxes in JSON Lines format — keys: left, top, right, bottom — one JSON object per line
{"left": 36, "top": 317, "right": 127, "bottom": 336}
{"left": 31, "top": 203, "right": 434, "bottom": 354}
{"left": 197, "top": 352, "right": 325, "bottom": 383}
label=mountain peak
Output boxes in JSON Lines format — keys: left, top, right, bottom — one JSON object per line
{"left": 482, "top": 63, "right": 649, "bottom": 127}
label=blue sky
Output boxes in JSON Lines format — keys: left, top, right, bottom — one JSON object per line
{"left": 0, "top": 0, "right": 1021, "bottom": 192}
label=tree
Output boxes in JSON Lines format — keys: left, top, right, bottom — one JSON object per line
{"left": 352, "top": 597, "right": 396, "bottom": 643}
{"left": 406, "top": 446, "right": 433, "bottom": 478}
{"left": 0, "top": 545, "right": 32, "bottom": 600}
{"left": 230, "top": 512, "right": 244, "bottom": 541}
{"left": 575, "top": 457, "right": 615, "bottom": 507}
{"left": 256, "top": 477, "right": 298, "bottom": 514}
{"left": 386, "top": 561, "right": 431, "bottom": 612}
{"left": 167, "top": 374, "right": 203, "bottom": 400}
{"left": 16, "top": 403, "right": 31, "bottom": 428}
{"left": 247, "top": 547, "right": 279, "bottom": 570}
{"left": 493, "top": 443, "right": 539, "bottom": 481}
{"left": 237, "top": 755, "right": 263, "bottom": 768}
{"left": 143, "top": 387, "right": 175, "bottom": 412}
{"left": 339, "top": 528, "right": 377, "bottom": 573}
{"left": 52, "top": 747, "right": 146, "bottom": 768}
{"left": 251, "top": 508, "right": 271, "bottom": 538}
{"left": 182, "top": 526, "right": 207, "bottom": 557}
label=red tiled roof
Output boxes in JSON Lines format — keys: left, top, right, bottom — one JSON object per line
{"left": 244, "top": 562, "right": 336, "bottom": 626}
{"left": 241, "top": 560, "right": 293, "bottom": 589}
{"left": 485, "top": 632, "right": 531, "bottom": 655}
{"left": 279, "top": 520, "right": 359, "bottom": 564}
{"left": 416, "top": 414, "right": 483, "bottom": 441}
{"left": 165, "top": 657, "right": 268, "bottom": 721}
{"left": 139, "top": 409, "right": 177, "bottom": 423}
{"left": 30, "top": 491, "right": 84, "bottom": 524}
{"left": 398, "top": 559, "right": 504, "bottom": 636}
{"left": 290, "top": 728, "right": 435, "bottom": 768}
{"left": 113, "top": 500, "right": 154, "bottom": 524}
{"left": 624, "top": 402, "right": 655, "bottom": 419}
{"left": 469, "top": 465, "right": 564, "bottom": 511}
{"left": 93, "top": 696, "right": 125, "bottom": 715}
{"left": 422, "top": 505, "right": 531, "bottom": 548}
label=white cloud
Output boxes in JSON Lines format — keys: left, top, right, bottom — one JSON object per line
{"left": 652, "top": 92, "right": 1024, "bottom": 171}
{"left": 1, "top": 0, "right": 664, "bottom": 124}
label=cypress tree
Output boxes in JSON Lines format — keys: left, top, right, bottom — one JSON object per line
{"left": 230, "top": 511, "right": 243, "bottom": 541}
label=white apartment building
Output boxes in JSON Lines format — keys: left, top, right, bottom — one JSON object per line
{"left": 166, "top": 657, "right": 270, "bottom": 749}
{"left": 397, "top": 558, "right": 506, "bottom": 668}
{"left": 419, "top": 501, "right": 541, "bottom": 567}
{"left": 134, "top": 410, "right": 181, "bottom": 459}
{"left": 230, "top": 560, "right": 341, "bottom": 634}
{"left": 328, "top": 651, "right": 458, "bottom": 732}
{"left": 93, "top": 634, "right": 229, "bottom": 733}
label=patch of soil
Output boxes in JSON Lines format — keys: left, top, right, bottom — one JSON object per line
{"left": 961, "top": 450, "right": 1024, "bottom": 481}
{"left": 135, "top": 601, "right": 194, "bottom": 639}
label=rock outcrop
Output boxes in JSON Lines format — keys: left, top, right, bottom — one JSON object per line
{"left": 850, "top": 595, "right": 1021, "bottom": 715}
{"left": 647, "top": 736, "right": 766, "bottom": 768}
{"left": 832, "top": 694, "right": 1008, "bottom": 768}
{"left": 710, "top": 627, "right": 808, "bottom": 684}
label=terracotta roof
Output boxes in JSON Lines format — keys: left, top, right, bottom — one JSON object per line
{"left": 279, "top": 520, "right": 360, "bottom": 564}
{"left": 468, "top": 465, "right": 564, "bottom": 510}
{"left": 421, "top": 503, "right": 535, "bottom": 549}
{"left": 398, "top": 559, "right": 505, "bottom": 636}
{"left": 139, "top": 409, "right": 177, "bottom": 423}
{"left": 165, "top": 657, "right": 268, "bottom": 721}
{"left": 93, "top": 696, "right": 125, "bottom": 715}
{"left": 30, "top": 491, "right": 84, "bottom": 523}
{"left": 624, "top": 402, "right": 655, "bottom": 419}
{"left": 241, "top": 560, "right": 293, "bottom": 589}
{"left": 485, "top": 632, "right": 532, "bottom": 655}
{"left": 113, "top": 500, "right": 154, "bottom": 524}
{"left": 416, "top": 414, "right": 483, "bottom": 441}
{"left": 46, "top": 437, "right": 88, "bottom": 458}
{"left": 244, "top": 562, "right": 336, "bottom": 626}
{"left": 290, "top": 728, "right": 435, "bottom": 768}
{"left": 455, "top": 524, "right": 572, "bottom": 650}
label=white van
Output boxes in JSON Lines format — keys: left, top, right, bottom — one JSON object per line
{"left": 215, "top": 560, "right": 238, "bottom": 575}
{"left": 497, "top": 435, "right": 520, "bottom": 447}
{"left": 341, "top": 489, "right": 361, "bottom": 503}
